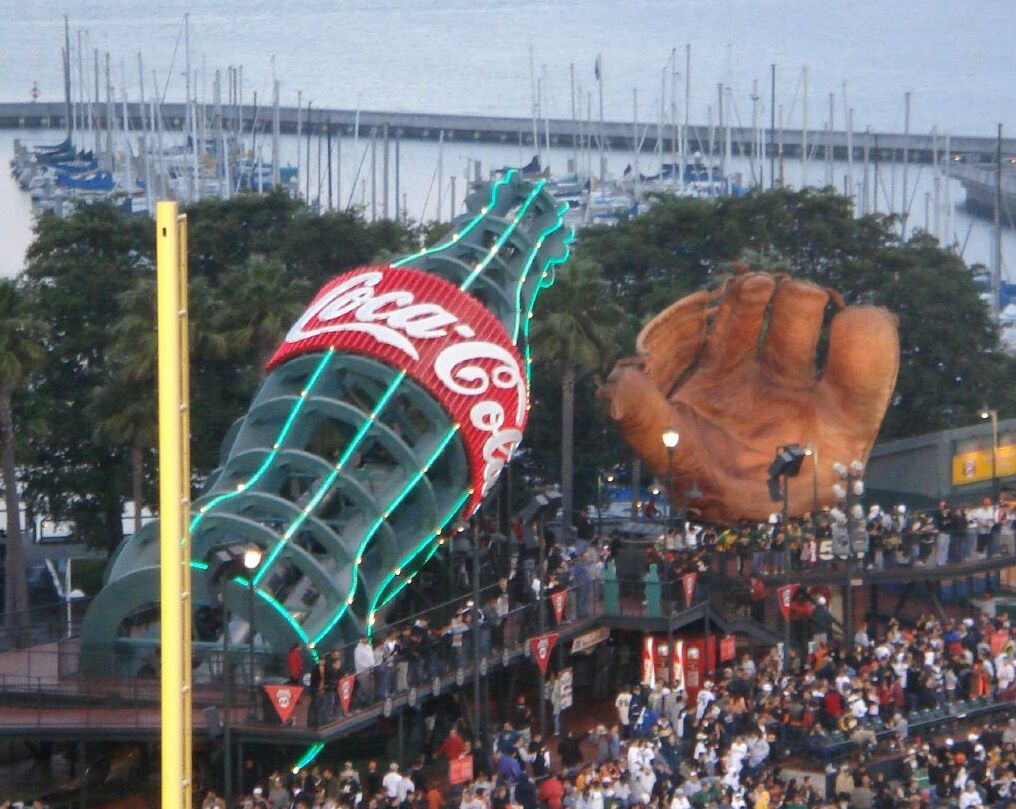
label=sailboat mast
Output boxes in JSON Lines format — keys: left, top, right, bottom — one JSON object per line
{"left": 749, "top": 80, "right": 759, "bottom": 187}
{"left": 529, "top": 47, "right": 539, "bottom": 167}
{"left": 76, "top": 30, "right": 85, "bottom": 144}
{"left": 272, "top": 79, "right": 281, "bottom": 188}
{"left": 846, "top": 107, "right": 854, "bottom": 206}
{"left": 901, "top": 90, "right": 911, "bottom": 238}
{"left": 684, "top": 46, "right": 690, "bottom": 176}
{"left": 932, "top": 126, "right": 941, "bottom": 242}
{"left": 305, "top": 101, "right": 313, "bottom": 203}
{"left": 296, "top": 90, "right": 302, "bottom": 200}
{"left": 993, "top": 123, "right": 1003, "bottom": 320}
{"left": 861, "top": 128, "right": 871, "bottom": 216}
{"left": 658, "top": 67, "right": 665, "bottom": 176}
{"left": 138, "top": 53, "right": 154, "bottom": 213}
{"left": 633, "top": 88, "right": 640, "bottom": 204}
{"left": 119, "top": 72, "right": 134, "bottom": 204}
{"left": 597, "top": 53, "right": 606, "bottom": 183}
{"left": 670, "top": 47, "right": 677, "bottom": 184}
{"left": 570, "top": 62, "right": 577, "bottom": 173}
{"left": 93, "top": 49, "right": 100, "bottom": 154}
{"left": 437, "top": 130, "right": 444, "bottom": 222}
{"left": 63, "top": 16, "right": 73, "bottom": 143}
{"left": 152, "top": 70, "right": 167, "bottom": 198}
{"left": 825, "top": 92, "right": 834, "bottom": 188}
{"left": 769, "top": 64, "right": 776, "bottom": 190}
{"left": 105, "top": 52, "right": 113, "bottom": 162}
{"left": 944, "top": 132, "right": 953, "bottom": 248}
{"left": 717, "top": 83, "right": 725, "bottom": 178}
{"left": 801, "top": 66, "right": 808, "bottom": 188}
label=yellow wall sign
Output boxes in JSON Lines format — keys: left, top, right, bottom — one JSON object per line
{"left": 952, "top": 444, "right": 1016, "bottom": 486}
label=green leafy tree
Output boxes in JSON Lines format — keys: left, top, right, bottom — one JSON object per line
{"left": 185, "top": 190, "right": 301, "bottom": 282}
{"left": 22, "top": 203, "right": 151, "bottom": 550}
{"left": 531, "top": 257, "right": 624, "bottom": 532}
{"left": 0, "top": 280, "right": 44, "bottom": 628}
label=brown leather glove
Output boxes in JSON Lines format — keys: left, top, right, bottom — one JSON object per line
{"left": 601, "top": 268, "right": 899, "bottom": 522}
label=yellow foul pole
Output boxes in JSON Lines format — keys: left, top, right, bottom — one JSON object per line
{"left": 156, "top": 201, "right": 193, "bottom": 809}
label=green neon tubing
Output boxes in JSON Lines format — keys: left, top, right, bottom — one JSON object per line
{"left": 522, "top": 227, "right": 575, "bottom": 382}
{"left": 190, "top": 350, "right": 335, "bottom": 532}
{"left": 312, "top": 427, "right": 461, "bottom": 644}
{"left": 460, "top": 180, "right": 546, "bottom": 291}
{"left": 391, "top": 170, "right": 516, "bottom": 269}
{"left": 370, "top": 489, "right": 470, "bottom": 619}
{"left": 190, "top": 561, "right": 323, "bottom": 662}
{"left": 227, "top": 573, "right": 319, "bottom": 660}
{"left": 510, "top": 202, "right": 571, "bottom": 343}
{"left": 378, "top": 540, "right": 442, "bottom": 612}
{"left": 293, "top": 742, "right": 325, "bottom": 771}
{"left": 253, "top": 370, "right": 408, "bottom": 586}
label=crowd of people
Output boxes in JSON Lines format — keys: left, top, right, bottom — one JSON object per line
{"left": 214, "top": 602, "right": 1016, "bottom": 808}
{"left": 544, "top": 610, "right": 1016, "bottom": 808}
{"left": 615, "top": 494, "right": 1016, "bottom": 579}
{"left": 291, "top": 525, "right": 604, "bottom": 728}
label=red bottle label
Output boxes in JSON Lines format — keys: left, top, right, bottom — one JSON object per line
{"left": 268, "top": 265, "right": 527, "bottom": 513}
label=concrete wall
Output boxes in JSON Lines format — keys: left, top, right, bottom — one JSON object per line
{"left": 867, "top": 417, "right": 1016, "bottom": 506}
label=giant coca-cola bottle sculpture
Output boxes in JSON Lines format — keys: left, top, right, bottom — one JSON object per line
{"left": 81, "top": 172, "right": 571, "bottom": 670}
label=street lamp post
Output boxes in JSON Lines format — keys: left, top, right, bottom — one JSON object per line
{"left": 662, "top": 430, "right": 680, "bottom": 525}
{"left": 243, "top": 546, "right": 263, "bottom": 722}
{"left": 596, "top": 472, "right": 615, "bottom": 539}
{"left": 832, "top": 461, "right": 866, "bottom": 641}
{"left": 803, "top": 446, "right": 819, "bottom": 519}
{"left": 221, "top": 594, "right": 233, "bottom": 804}
{"left": 981, "top": 407, "right": 999, "bottom": 503}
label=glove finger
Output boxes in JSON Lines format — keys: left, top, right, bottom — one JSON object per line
{"left": 819, "top": 305, "right": 900, "bottom": 440}
{"left": 601, "top": 364, "right": 689, "bottom": 477}
{"left": 699, "top": 273, "right": 775, "bottom": 373}
{"left": 760, "top": 278, "right": 831, "bottom": 386}
{"left": 635, "top": 288, "right": 712, "bottom": 395}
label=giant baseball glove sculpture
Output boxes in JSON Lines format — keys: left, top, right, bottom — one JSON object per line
{"left": 82, "top": 172, "right": 571, "bottom": 669}
{"left": 601, "top": 267, "right": 899, "bottom": 523}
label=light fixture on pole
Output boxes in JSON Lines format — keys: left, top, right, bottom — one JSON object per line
{"left": 243, "top": 545, "right": 263, "bottom": 722}
{"left": 767, "top": 444, "right": 806, "bottom": 657}
{"left": 596, "top": 472, "right": 615, "bottom": 539}
{"left": 981, "top": 406, "right": 999, "bottom": 502}
{"left": 662, "top": 429, "right": 680, "bottom": 522}
{"left": 831, "top": 460, "right": 866, "bottom": 640}
{"left": 803, "top": 445, "right": 819, "bottom": 521}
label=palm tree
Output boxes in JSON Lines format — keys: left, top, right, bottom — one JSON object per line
{"left": 531, "top": 256, "right": 623, "bottom": 536}
{"left": 90, "top": 275, "right": 232, "bottom": 535}
{"left": 0, "top": 280, "right": 44, "bottom": 630}
{"left": 215, "top": 254, "right": 310, "bottom": 369}
{"left": 91, "top": 368, "right": 156, "bottom": 538}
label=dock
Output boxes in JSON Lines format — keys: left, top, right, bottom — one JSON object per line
{"left": 2, "top": 101, "right": 1014, "bottom": 165}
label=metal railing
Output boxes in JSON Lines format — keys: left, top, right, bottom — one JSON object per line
{"left": 0, "top": 596, "right": 93, "bottom": 651}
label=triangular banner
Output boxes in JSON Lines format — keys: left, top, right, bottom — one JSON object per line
{"left": 682, "top": 572, "right": 698, "bottom": 608}
{"left": 550, "top": 590, "right": 567, "bottom": 624}
{"left": 338, "top": 673, "right": 356, "bottom": 715}
{"left": 264, "top": 683, "right": 304, "bottom": 724}
{"left": 529, "top": 632, "right": 558, "bottom": 674}
{"left": 776, "top": 584, "right": 799, "bottom": 621}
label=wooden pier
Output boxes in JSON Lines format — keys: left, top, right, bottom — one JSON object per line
{"left": 2, "top": 101, "right": 1014, "bottom": 166}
